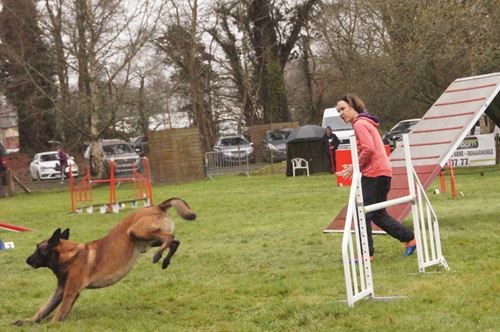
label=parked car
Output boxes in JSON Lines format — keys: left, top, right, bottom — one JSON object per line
{"left": 85, "top": 139, "right": 140, "bottom": 176}
{"left": 214, "top": 135, "right": 255, "bottom": 163}
{"left": 29, "top": 151, "right": 79, "bottom": 181}
{"left": 262, "top": 129, "right": 290, "bottom": 162}
{"left": 130, "top": 136, "right": 148, "bottom": 155}
{"left": 382, "top": 118, "right": 421, "bottom": 150}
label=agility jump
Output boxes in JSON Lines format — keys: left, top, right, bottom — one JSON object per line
{"left": 69, "top": 157, "right": 153, "bottom": 214}
{"left": 341, "top": 134, "right": 449, "bottom": 307}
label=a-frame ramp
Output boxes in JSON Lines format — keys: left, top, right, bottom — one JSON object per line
{"left": 325, "top": 72, "right": 500, "bottom": 233}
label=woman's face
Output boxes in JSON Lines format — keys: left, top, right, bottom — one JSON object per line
{"left": 336, "top": 100, "right": 358, "bottom": 124}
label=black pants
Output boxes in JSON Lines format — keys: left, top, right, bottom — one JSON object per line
{"left": 361, "top": 176, "right": 414, "bottom": 256}
{"left": 325, "top": 152, "right": 336, "bottom": 173}
{"left": 60, "top": 162, "right": 68, "bottom": 180}
{"left": 0, "top": 171, "right": 5, "bottom": 197}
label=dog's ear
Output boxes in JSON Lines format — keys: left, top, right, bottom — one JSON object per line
{"left": 48, "top": 228, "right": 62, "bottom": 247}
{"left": 60, "top": 228, "right": 70, "bottom": 240}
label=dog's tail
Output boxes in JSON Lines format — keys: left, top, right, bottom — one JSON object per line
{"left": 158, "top": 198, "right": 196, "bottom": 221}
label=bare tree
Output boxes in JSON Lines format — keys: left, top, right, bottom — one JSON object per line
{"left": 246, "top": 0, "right": 320, "bottom": 123}
{"left": 0, "top": 0, "right": 57, "bottom": 152}
{"left": 37, "top": 0, "right": 167, "bottom": 176}
{"left": 155, "top": 0, "right": 218, "bottom": 152}
{"left": 285, "top": 26, "right": 327, "bottom": 125}
{"left": 207, "top": 1, "right": 260, "bottom": 130}
{"left": 313, "top": 0, "right": 499, "bottom": 126}
{"left": 205, "top": 0, "right": 320, "bottom": 125}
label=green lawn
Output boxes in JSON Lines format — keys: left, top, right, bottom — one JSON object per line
{"left": 0, "top": 166, "right": 499, "bottom": 331}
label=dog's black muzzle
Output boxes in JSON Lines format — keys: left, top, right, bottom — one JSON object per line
{"left": 26, "top": 254, "right": 43, "bottom": 268}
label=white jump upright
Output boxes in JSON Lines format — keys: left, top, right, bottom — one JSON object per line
{"left": 402, "top": 135, "right": 449, "bottom": 273}
{"left": 341, "top": 135, "right": 375, "bottom": 307}
{"left": 341, "top": 134, "right": 448, "bottom": 307}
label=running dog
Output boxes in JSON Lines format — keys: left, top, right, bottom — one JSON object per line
{"left": 14, "top": 197, "right": 195, "bottom": 325}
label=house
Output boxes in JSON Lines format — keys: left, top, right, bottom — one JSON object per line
{"left": 0, "top": 94, "right": 19, "bottom": 153}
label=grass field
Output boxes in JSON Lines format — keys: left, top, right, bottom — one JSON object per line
{"left": 0, "top": 166, "right": 499, "bottom": 331}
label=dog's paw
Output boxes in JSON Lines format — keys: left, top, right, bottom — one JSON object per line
{"left": 162, "top": 258, "right": 170, "bottom": 269}
{"left": 13, "top": 319, "right": 29, "bottom": 326}
{"left": 152, "top": 251, "right": 162, "bottom": 263}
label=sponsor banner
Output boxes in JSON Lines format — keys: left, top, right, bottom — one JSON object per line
{"left": 450, "top": 134, "right": 496, "bottom": 167}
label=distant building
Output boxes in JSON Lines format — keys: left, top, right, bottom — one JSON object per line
{"left": 148, "top": 111, "right": 191, "bottom": 131}
{"left": 0, "top": 94, "right": 19, "bottom": 153}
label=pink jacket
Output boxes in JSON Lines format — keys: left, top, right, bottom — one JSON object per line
{"left": 353, "top": 117, "right": 392, "bottom": 177}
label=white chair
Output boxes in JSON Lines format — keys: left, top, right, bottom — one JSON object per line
{"left": 291, "top": 158, "right": 309, "bottom": 177}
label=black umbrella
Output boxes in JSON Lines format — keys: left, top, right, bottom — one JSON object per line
{"left": 287, "top": 125, "right": 325, "bottom": 143}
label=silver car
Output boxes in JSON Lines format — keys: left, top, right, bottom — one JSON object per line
{"left": 214, "top": 135, "right": 255, "bottom": 163}
{"left": 85, "top": 139, "right": 140, "bottom": 176}
{"left": 262, "top": 129, "right": 290, "bottom": 162}
{"left": 382, "top": 118, "right": 420, "bottom": 151}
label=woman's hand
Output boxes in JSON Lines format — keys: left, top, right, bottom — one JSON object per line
{"left": 336, "top": 164, "right": 353, "bottom": 179}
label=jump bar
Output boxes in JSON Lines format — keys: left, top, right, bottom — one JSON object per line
{"left": 364, "top": 195, "right": 414, "bottom": 213}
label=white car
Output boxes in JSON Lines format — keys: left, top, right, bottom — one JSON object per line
{"left": 29, "top": 151, "right": 79, "bottom": 181}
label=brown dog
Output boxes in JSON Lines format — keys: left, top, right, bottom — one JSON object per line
{"left": 14, "top": 197, "right": 195, "bottom": 325}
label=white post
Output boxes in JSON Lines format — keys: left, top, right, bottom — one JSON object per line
{"left": 410, "top": 166, "right": 449, "bottom": 271}
{"left": 403, "top": 135, "right": 425, "bottom": 271}
{"left": 402, "top": 134, "right": 449, "bottom": 272}
{"left": 341, "top": 136, "right": 375, "bottom": 306}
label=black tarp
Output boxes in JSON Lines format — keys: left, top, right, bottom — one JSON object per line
{"left": 286, "top": 125, "right": 331, "bottom": 176}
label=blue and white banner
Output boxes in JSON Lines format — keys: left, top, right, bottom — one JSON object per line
{"left": 450, "top": 134, "right": 497, "bottom": 167}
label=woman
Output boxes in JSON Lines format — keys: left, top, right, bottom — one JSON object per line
{"left": 57, "top": 146, "right": 68, "bottom": 183}
{"left": 335, "top": 94, "right": 416, "bottom": 260}
{"left": 322, "top": 126, "right": 340, "bottom": 172}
